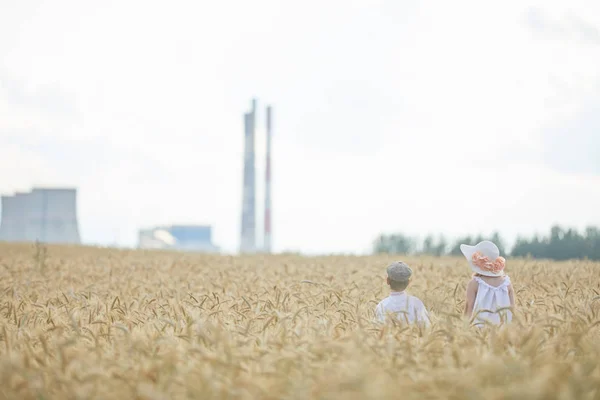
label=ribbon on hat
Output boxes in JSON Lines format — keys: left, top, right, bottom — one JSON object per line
{"left": 472, "top": 251, "right": 505, "bottom": 274}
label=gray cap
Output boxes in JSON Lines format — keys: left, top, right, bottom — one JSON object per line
{"left": 387, "top": 261, "right": 413, "bottom": 281}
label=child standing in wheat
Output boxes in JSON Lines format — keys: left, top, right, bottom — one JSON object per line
{"left": 375, "top": 261, "right": 430, "bottom": 327}
{"left": 461, "top": 240, "right": 515, "bottom": 327}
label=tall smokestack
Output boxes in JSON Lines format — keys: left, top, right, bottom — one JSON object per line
{"left": 264, "top": 106, "right": 273, "bottom": 253}
{"left": 240, "top": 100, "right": 257, "bottom": 253}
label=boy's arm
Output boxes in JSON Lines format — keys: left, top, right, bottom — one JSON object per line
{"left": 464, "top": 279, "right": 478, "bottom": 317}
{"left": 419, "top": 306, "right": 431, "bottom": 328}
{"left": 375, "top": 302, "right": 385, "bottom": 322}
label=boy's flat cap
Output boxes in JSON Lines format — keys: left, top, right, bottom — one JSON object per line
{"left": 387, "top": 261, "right": 413, "bottom": 281}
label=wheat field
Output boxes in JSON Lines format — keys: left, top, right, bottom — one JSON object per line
{"left": 1, "top": 243, "right": 600, "bottom": 399}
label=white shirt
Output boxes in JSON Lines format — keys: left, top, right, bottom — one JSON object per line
{"left": 472, "top": 275, "right": 513, "bottom": 326}
{"left": 375, "top": 292, "right": 430, "bottom": 326}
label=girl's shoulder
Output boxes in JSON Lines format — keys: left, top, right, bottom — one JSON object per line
{"left": 467, "top": 277, "right": 479, "bottom": 291}
{"left": 473, "top": 274, "right": 511, "bottom": 289}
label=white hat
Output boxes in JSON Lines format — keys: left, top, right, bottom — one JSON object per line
{"left": 460, "top": 240, "right": 506, "bottom": 277}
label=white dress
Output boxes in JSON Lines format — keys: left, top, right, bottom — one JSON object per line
{"left": 471, "top": 275, "right": 513, "bottom": 326}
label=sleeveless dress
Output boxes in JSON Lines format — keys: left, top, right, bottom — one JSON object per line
{"left": 471, "top": 275, "right": 513, "bottom": 327}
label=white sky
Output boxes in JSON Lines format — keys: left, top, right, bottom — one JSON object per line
{"left": 1, "top": 0, "right": 599, "bottom": 254}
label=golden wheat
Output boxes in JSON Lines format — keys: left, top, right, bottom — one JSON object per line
{"left": 1, "top": 243, "right": 600, "bottom": 399}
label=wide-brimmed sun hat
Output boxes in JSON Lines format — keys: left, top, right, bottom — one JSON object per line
{"left": 460, "top": 240, "right": 506, "bottom": 277}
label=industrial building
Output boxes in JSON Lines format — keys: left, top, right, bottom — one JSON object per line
{"left": 240, "top": 98, "right": 273, "bottom": 253}
{"left": 0, "top": 187, "right": 81, "bottom": 244}
{"left": 240, "top": 100, "right": 257, "bottom": 253}
{"left": 138, "top": 225, "right": 220, "bottom": 252}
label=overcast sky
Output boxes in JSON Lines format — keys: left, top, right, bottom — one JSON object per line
{"left": 1, "top": 0, "right": 599, "bottom": 254}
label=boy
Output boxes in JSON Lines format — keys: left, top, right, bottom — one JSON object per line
{"left": 375, "top": 261, "right": 430, "bottom": 327}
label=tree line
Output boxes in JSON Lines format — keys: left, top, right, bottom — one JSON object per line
{"left": 373, "top": 225, "right": 600, "bottom": 261}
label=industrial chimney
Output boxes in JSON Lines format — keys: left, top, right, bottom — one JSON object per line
{"left": 264, "top": 106, "right": 273, "bottom": 253}
{"left": 240, "top": 99, "right": 257, "bottom": 253}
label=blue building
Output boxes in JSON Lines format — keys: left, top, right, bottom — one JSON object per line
{"left": 138, "top": 224, "right": 219, "bottom": 252}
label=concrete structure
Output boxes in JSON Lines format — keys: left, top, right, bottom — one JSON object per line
{"left": 138, "top": 225, "right": 219, "bottom": 252}
{"left": 240, "top": 99, "right": 257, "bottom": 253}
{"left": 264, "top": 105, "right": 273, "bottom": 253}
{"left": 239, "top": 98, "right": 275, "bottom": 254}
{"left": 0, "top": 187, "right": 81, "bottom": 244}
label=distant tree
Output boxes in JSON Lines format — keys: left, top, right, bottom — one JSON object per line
{"left": 433, "top": 234, "right": 448, "bottom": 257}
{"left": 422, "top": 235, "right": 435, "bottom": 255}
{"left": 547, "top": 225, "right": 565, "bottom": 260}
{"left": 511, "top": 236, "right": 534, "bottom": 258}
{"left": 450, "top": 233, "right": 505, "bottom": 256}
{"left": 531, "top": 235, "right": 548, "bottom": 258}
{"left": 417, "top": 234, "right": 448, "bottom": 256}
{"left": 373, "top": 233, "right": 415, "bottom": 254}
{"left": 564, "top": 228, "right": 586, "bottom": 260}
{"left": 373, "top": 225, "right": 600, "bottom": 261}
{"left": 449, "top": 236, "right": 473, "bottom": 256}
{"left": 585, "top": 226, "right": 600, "bottom": 260}
{"left": 490, "top": 231, "right": 507, "bottom": 256}
{"left": 510, "top": 226, "right": 600, "bottom": 261}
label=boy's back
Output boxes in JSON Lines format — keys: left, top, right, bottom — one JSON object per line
{"left": 375, "top": 292, "right": 429, "bottom": 325}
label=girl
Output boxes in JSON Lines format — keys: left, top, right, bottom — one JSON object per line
{"left": 461, "top": 240, "right": 515, "bottom": 326}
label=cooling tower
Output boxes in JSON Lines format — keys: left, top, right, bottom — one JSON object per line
{"left": 264, "top": 105, "right": 273, "bottom": 253}
{"left": 240, "top": 99, "right": 257, "bottom": 253}
{"left": 0, "top": 187, "right": 81, "bottom": 244}
{"left": 0, "top": 195, "right": 20, "bottom": 241}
